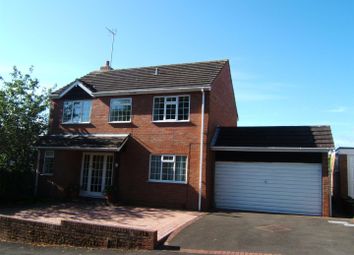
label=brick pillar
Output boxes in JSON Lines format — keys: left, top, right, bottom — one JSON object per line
{"left": 322, "top": 153, "right": 330, "bottom": 217}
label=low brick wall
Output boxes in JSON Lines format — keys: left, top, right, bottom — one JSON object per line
{"left": 0, "top": 216, "right": 157, "bottom": 250}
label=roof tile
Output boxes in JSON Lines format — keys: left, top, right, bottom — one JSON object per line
{"left": 53, "top": 60, "right": 228, "bottom": 95}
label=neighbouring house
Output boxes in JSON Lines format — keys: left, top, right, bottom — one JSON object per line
{"left": 334, "top": 147, "right": 354, "bottom": 214}
{"left": 36, "top": 59, "right": 334, "bottom": 216}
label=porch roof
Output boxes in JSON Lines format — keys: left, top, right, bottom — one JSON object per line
{"left": 36, "top": 134, "right": 129, "bottom": 151}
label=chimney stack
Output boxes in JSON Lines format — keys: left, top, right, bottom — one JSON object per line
{"left": 100, "top": 60, "right": 113, "bottom": 72}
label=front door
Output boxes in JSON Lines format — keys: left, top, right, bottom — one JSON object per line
{"left": 80, "top": 153, "right": 114, "bottom": 198}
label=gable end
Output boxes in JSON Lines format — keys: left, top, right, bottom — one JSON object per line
{"left": 57, "top": 80, "right": 94, "bottom": 99}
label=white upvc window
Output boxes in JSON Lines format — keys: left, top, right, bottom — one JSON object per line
{"left": 152, "top": 95, "right": 190, "bottom": 122}
{"left": 109, "top": 98, "right": 132, "bottom": 123}
{"left": 62, "top": 100, "right": 92, "bottom": 124}
{"left": 42, "top": 150, "right": 54, "bottom": 175}
{"left": 149, "top": 154, "right": 188, "bottom": 183}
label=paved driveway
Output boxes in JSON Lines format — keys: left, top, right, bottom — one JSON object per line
{"left": 168, "top": 212, "right": 354, "bottom": 255}
{"left": 0, "top": 201, "right": 201, "bottom": 242}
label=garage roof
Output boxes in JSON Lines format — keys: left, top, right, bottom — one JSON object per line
{"left": 211, "top": 126, "right": 334, "bottom": 152}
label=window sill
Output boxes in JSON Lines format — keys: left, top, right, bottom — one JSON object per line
{"left": 61, "top": 122, "right": 91, "bottom": 125}
{"left": 152, "top": 120, "right": 190, "bottom": 123}
{"left": 108, "top": 121, "right": 132, "bottom": 124}
{"left": 148, "top": 180, "right": 187, "bottom": 185}
{"left": 40, "top": 173, "right": 53, "bottom": 176}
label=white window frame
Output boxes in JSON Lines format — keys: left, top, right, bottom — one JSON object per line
{"left": 42, "top": 150, "right": 54, "bottom": 175}
{"left": 62, "top": 100, "right": 92, "bottom": 124}
{"left": 152, "top": 95, "right": 190, "bottom": 122}
{"left": 148, "top": 154, "right": 188, "bottom": 184}
{"left": 108, "top": 98, "right": 132, "bottom": 123}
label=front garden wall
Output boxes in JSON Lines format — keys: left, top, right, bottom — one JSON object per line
{"left": 0, "top": 216, "right": 157, "bottom": 250}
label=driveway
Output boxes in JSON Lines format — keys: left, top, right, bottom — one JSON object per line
{"left": 0, "top": 201, "right": 201, "bottom": 242}
{"left": 168, "top": 211, "right": 354, "bottom": 255}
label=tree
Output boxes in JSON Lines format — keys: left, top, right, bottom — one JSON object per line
{"left": 0, "top": 67, "right": 50, "bottom": 199}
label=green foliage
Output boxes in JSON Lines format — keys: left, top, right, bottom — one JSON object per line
{"left": 0, "top": 66, "right": 50, "bottom": 198}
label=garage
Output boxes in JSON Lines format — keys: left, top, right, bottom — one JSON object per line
{"left": 215, "top": 162, "right": 322, "bottom": 215}
{"left": 211, "top": 126, "right": 334, "bottom": 216}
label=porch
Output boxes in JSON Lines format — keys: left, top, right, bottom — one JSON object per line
{"left": 36, "top": 134, "right": 129, "bottom": 199}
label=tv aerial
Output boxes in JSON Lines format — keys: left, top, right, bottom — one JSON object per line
{"left": 106, "top": 27, "right": 117, "bottom": 66}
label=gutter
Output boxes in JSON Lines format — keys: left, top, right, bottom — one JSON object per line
{"left": 210, "top": 146, "right": 333, "bottom": 153}
{"left": 198, "top": 88, "right": 205, "bottom": 211}
{"left": 51, "top": 86, "right": 211, "bottom": 99}
{"left": 45, "top": 133, "right": 129, "bottom": 138}
{"left": 36, "top": 146, "right": 124, "bottom": 152}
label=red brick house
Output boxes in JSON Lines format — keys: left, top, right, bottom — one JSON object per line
{"left": 36, "top": 59, "right": 334, "bottom": 216}
{"left": 36, "top": 60, "right": 238, "bottom": 211}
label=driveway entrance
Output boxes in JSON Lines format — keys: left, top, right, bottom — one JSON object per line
{"left": 168, "top": 212, "right": 354, "bottom": 255}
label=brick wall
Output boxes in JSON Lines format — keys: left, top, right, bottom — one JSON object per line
{"left": 113, "top": 92, "right": 205, "bottom": 210}
{"left": 38, "top": 150, "right": 82, "bottom": 199}
{"left": 322, "top": 153, "right": 330, "bottom": 217}
{"left": 0, "top": 216, "right": 157, "bottom": 250}
{"left": 205, "top": 61, "right": 238, "bottom": 209}
{"left": 338, "top": 154, "right": 348, "bottom": 198}
{"left": 46, "top": 92, "right": 210, "bottom": 210}
{"left": 207, "top": 60, "right": 238, "bottom": 141}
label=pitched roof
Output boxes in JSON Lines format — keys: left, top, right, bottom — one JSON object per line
{"left": 212, "top": 126, "right": 334, "bottom": 150}
{"left": 36, "top": 135, "right": 129, "bottom": 151}
{"left": 52, "top": 60, "right": 228, "bottom": 97}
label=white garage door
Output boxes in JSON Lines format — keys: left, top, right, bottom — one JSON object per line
{"left": 215, "top": 162, "right": 322, "bottom": 216}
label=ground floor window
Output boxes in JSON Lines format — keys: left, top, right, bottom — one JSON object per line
{"left": 42, "top": 150, "right": 54, "bottom": 174}
{"left": 149, "top": 155, "right": 187, "bottom": 183}
{"left": 80, "top": 153, "right": 114, "bottom": 197}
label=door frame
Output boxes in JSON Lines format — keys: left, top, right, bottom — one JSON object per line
{"left": 79, "top": 152, "right": 114, "bottom": 198}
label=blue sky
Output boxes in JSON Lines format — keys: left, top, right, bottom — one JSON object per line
{"left": 0, "top": 0, "right": 353, "bottom": 146}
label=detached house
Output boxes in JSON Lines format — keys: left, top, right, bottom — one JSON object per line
{"left": 36, "top": 59, "right": 334, "bottom": 216}
{"left": 36, "top": 60, "right": 238, "bottom": 210}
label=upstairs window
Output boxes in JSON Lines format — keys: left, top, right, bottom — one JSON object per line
{"left": 109, "top": 98, "right": 132, "bottom": 123}
{"left": 153, "top": 95, "right": 190, "bottom": 122}
{"left": 149, "top": 155, "right": 187, "bottom": 183}
{"left": 42, "top": 151, "right": 54, "bottom": 175}
{"left": 62, "top": 100, "right": 92, "bottom": 124}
